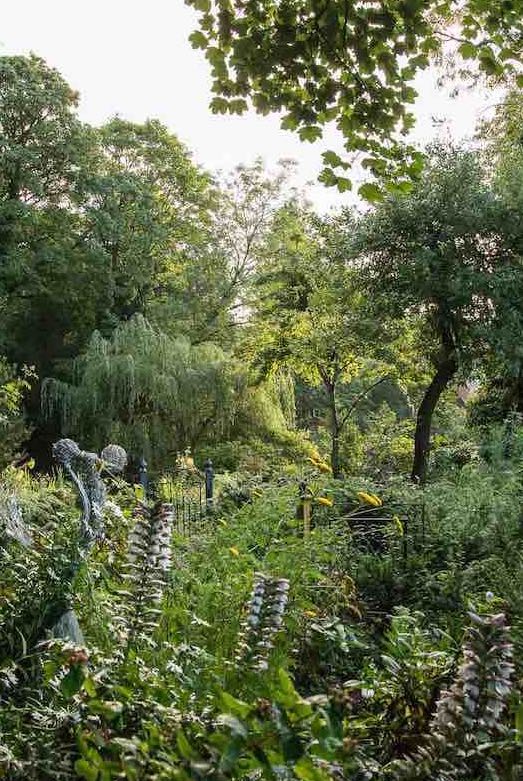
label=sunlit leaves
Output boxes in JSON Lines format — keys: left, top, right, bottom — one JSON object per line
{"left": 358, "top": 183, "right": 383, "bottom": 203}
{"left": 186, "top": 0, "right": 523, "bottom": 195}
{"left": 189, "top": 30, "right": 208, "bottom": 48}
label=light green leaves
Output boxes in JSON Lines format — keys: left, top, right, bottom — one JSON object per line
{"left": 189, "top": 30, "right": 208, "bottom": 49}
{"left": 358, "top": 183, "right": 383, "bottom": 203}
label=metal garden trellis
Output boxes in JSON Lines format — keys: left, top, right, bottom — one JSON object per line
{"left": 136, "top": 453, "right": 215, "bottom": 535}
{"left": 297, "top": 481, "right": 412, "bottom": 561}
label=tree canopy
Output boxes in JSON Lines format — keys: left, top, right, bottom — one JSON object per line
{"left": 354, "top": 144, "right": 515, "bottom": 481}
{"left": 186, "top": 0, "right": 523, "bottom": 197}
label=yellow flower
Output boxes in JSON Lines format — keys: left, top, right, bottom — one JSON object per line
{"left": 229, "top": 546, "right": 240, "bottom": 557}
{"left": 307, "top": 456, "right": 332, "bottom": 474}
{"left": 304, "top": 610, "right": 318, "bottom": 618}
{"left": 392, "top": 515, "right": 404, "bottom": 536}
{"left": 356, "top": 491, "right": 382, "bottom": 507}
{"left": 316, "top": 496, "right": 333, "bottom": 507}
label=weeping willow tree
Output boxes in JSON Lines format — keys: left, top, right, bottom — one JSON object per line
{"left": 42, "top": 316, "right": 243, "bottom": 467}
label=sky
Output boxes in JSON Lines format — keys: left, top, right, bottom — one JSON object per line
{"left": 0, "top": 0, "right": 496, "bottom": 210}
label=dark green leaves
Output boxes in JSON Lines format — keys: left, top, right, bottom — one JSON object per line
{"left": 60, "top": 662, "right": 86, "bottom": 698}
{"left": 298, "top": 126, "right": 323, "bottom": 143}
{"left": 186, "top": 0, "right": 523, "bottom": 196}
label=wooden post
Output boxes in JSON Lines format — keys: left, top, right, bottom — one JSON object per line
{"left": 297, "top": 481, "right": 312, "bottom": 537}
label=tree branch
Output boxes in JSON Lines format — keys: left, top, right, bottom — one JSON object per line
{"left": 339, "top": 375, "right": 389, "bottom": 430}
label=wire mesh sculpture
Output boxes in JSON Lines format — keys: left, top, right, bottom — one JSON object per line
{"left": 51, "top": 438, "right": 128, "bottom": 642}
{"left": 52, "top": 438, "right": 127, "bottom": 544}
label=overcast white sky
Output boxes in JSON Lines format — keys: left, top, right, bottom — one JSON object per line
{"left": 1, "top": 0, "right": 496, "bottom": 210}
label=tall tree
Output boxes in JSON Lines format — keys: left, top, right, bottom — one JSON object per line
{"left": 0, "top": 54, "right": 87, "bottom": 208}
{"left": 356, "top": 144, "right": 510, "bottom": 483}
{"left": 0, "top": 55, "right": 106, "bottom": 463}
{"left": 153, "top": 159, "right": 293, "bottom": 345}
{"left": 247, "top": 205, "right": 391, "bottom": 476}
{"left": 474, "top": 90, "right": 523, "bottom": 420}
{"left": 84, "top": 117, "right": 213, "bottom": 324}
{"left": 0, "top": 57, "right": 221, "bottom": 463}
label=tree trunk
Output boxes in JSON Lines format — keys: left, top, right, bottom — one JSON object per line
{"left": 411, "top": 350, "right": 458, "bottom": 484}
{"left": 326, "top": 381, "right": 342, "bottom": 479}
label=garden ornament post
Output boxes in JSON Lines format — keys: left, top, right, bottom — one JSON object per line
{"left": 50, "top": 438, "right": 127, "bottom": 642}
{"left": 204, "top": 458, "right": 214, "bottom": 510}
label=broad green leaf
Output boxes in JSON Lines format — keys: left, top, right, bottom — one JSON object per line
{"left": 192, "top": 0, "right": 211, "bottom": 11}
{"left": 322, "top": 150, "right": 344, "bottom": 168}
{"left": 458, "top": 41, "right": 476, "bottom": 59}
{"left": 176, "top": 730, "right": 196, "bottom": 760}
{"left": 60, "top": 664, "right": 86, "bottom": 699}
{"left": 294, "top": 756, "right": 332, "bottom": 780}
{"left": 188, "top": 30, "right": 208, "bottom": 49}
{"left": 210, "top": 97, "right": 229, "bottom": 114}
{"left": 74, "top": 759, "right": 99, "bottom": 781}
{"left": 220, "top": 691, "right": 252, "bottom": 718}
{"left": 299, "top": 126, "right": 323, "bottom": 143}
{"left": 318, "top": 168, "right": 338, "bottom": 187}
{"left": 358, "top": 183, "right": 383, "bottom": 202}
{"left": 83, "top": 675, "right": 97, "bottom": 697}
{"left": 336, "top": 177, "right": 352, "bottom": 193}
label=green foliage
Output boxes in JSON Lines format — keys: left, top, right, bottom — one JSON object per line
{"left": 354, "top": 143, "right": 518, "bottom": 482}
{"left": 42, "top": 316, "right": 243, "bottom": 465}
{"left": 84, "top": 116, "right": 212, "bottom": 325}
{"left": 2, "top": 431, "right": 523, "bottom": 778}
{"left": 3, "top": 44, "right": 523, "bottom": 781}
{"left": 389, "top": 611, "right": 517, "bottom": 780}
{"left": 186, "top": 0, "right": 523, "bottom": 193}
{"left": 0, "top": 359, "right": 33, "bottom": 467}
{"left": 247, "top": 205, "right": 395, "bottom": 476}
{"left": 0, "top": 54, "right": 86, "bottom": 204}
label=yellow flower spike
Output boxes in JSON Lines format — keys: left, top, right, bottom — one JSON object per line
{"left": 229, "top": 546, "right": 240, "bottom": 557}
{"left": 392, "top": 515, "right": 404, "bottom": 536}
{"left": 356, "top": 491, "right": 382, "bottom": 507}
{"left": 317, "top": 461, "right": 332, "bottom": 474}
{"left": 316, "top": 497, "right": 333, "bottom": 507}
{"left": 303, "top": 610, "right": 318, "bottom": 618}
